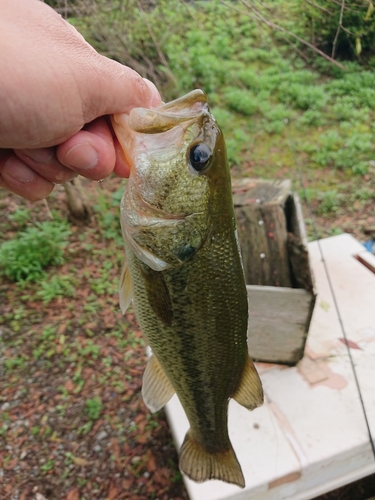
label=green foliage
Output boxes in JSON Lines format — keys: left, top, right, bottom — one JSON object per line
{"left": 93, "top": 188, "right": 125, "bottom": 245}
{"left": 298, "top": 0, "right": 375, "bottom": 59}
{"left": 303, "top": 127, "right": 373, "bottom": 174}
{"left": 278, "top": 83, "right": 329, "bottom": 110}
{"left": 298, "top": 109, "right": 326, "bottom": 127}
{"left": 36, "top": 275, "right": 77, "bottom": 303}
{"left": 223, "top": 87, "right": 258, "bottom": 116}
{"left": 8, "top": 208, "right": 32, "bottom": 228}
{"left": 85, "top": 396, "right": 103, "bottom": 420}
{"left": 0, "top": 221, "right": 71, "bottom": 282}
{"left": 315, "top": 190, "right": 342, "bottom": 215}
{"left": 66, "top": 0, "right": 375, "bottom": 175}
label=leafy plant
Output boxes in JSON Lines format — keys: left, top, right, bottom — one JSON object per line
{"left": 36, "top": 275, "right": 77, "bottom": 303}
{"left": 8, "top": 207, "right": 32, "bottom": 228}
{"left": 298, "top": 0, "right": 375, "bottom": 59}
{"left": 223, "top": 87, "right": 258, "bottom": 116}
{"left": 316, "top": 190, "right": 342, "bottom": 215}
{"left": 0, "top": 221, "right": 71, "bottom": 282}
{"left": 85, "top": 396, "right": 103, "bottom": 420}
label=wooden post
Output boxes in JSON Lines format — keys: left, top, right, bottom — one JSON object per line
{"left": 233, "top": 179, "right": 291, "bottom": 287}
{"left": 232, "top": 178, "right": 316, "bottom": 365}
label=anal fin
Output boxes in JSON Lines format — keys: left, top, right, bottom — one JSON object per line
{"left": 142, "top": 354, "right": 175, "bottom": 412}
{"left": 179, "top": 431, "right": 245, "bottom": 488}
{"left": 232, "top": 356, "right": 263, "bottom": 410}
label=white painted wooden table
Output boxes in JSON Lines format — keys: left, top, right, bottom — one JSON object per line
{"left": 164, "top": 233, "right": 375, "bottom": 500}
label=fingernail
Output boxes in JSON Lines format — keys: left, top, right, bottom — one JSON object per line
{"left": 4, "top": 157, "right": 35, "bottom": 183}
{"left": 22, "top": 147, "right": 54, "bottom": 163}
{"left": 63, "top": 143, "right": 99, "bottom": 170}
{"left": 143, "top": 78, "right": 161, "bottom": 108}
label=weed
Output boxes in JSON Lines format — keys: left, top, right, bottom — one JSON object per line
{"left": 85, "top": 396, "right": 103, "bottom": 420}
{"left": 278, "top": 83, "right": 329, "bottom": 111}
{"left": 36, "top": 275, "right": 77, "bottom": 303}
{"left": 41, "top": 459, "right": 55, "bottom": 472}
{"left": 0, "top": 424, "right": 9, "bottom": 436}
{"left": 79, "top": 340, "right": 100, "bottom": 359}
{"left": 316, "top": 190, "right": 342, "bottom": 215}
{"left": 0, "top": 221, "right": 70, "bottom": 282}
{"left": 298, "top": 109, "right": 325, "bottom": 127}
{"left": 223, "top": 87, "right": 257, "bottom": 116}
{"left": 31, "top": 426, "right": 41, "bottom": 437}
{"left": 4, "top": 356, "right": 27, "bottom": 371}
{"left": 8, "top": 207, "right": 32, "bottom": 228}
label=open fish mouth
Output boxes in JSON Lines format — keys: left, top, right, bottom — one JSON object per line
{"left": 111, "top": 89, "right": 211, "bottom": 170}
{"left": 126, "top": 89, "right": 209, "bottom": 133}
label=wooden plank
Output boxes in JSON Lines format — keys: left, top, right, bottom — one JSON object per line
{"left": 247, "top": 286, "right": 314, "bottom": 364}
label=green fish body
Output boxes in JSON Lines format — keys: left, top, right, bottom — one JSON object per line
{"left": 112, "top": 90, "right": 263, "bottom": 488}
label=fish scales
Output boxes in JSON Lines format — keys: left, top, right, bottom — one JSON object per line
{"left": 112, "top": 89, "right": 263, "bottom": 488}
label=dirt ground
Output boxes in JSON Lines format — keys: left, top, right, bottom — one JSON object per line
{"left": 1, "top": 172, "right": 374, "bottom": 500}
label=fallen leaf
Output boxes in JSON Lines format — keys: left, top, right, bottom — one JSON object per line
{"left": 146, "top": 451, "right": 157, "bottom": 472}
{"left": 66, "top": 488, "right": 80, "bottom": 500}
{"left": 64, "top": 379, "right": 74, "bottom": 393}
{"left": 72, "top": 456, "right": 91, "bottom": 466}
{"left": 153, "top": 468, "right": 171, "bottom": 487}
{"left": 106, "top": 483, "right": 118, "bottom": 500}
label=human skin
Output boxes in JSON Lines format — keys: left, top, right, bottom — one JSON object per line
{"left": 0, "top": 0, "right": 161, "bottom": 201}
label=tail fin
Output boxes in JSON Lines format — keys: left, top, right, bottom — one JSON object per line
{"left": 179, "top": 431, "right": 245, "bottom": 488}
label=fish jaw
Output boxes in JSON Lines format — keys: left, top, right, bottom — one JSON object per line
{"left": 111, "top": 89, "right": 209, "bottom": 174}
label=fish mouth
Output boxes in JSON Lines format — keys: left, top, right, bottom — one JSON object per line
{"left": 111, "top": 90, "right": 210, "bottom": 169}
{"left": 127, "top": 89, "right": 209, "bottom": 133}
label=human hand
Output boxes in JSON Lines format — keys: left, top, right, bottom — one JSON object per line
{"left": 0, "top": 0, "right": 161, "bottom": 202}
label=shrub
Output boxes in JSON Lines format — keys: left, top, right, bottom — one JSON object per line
{"left": 298, "top": 0, "right": 375, "bottom": 60}
{"left": 223, "top": 87, "right": 258, "bottom": 116}
{"left": 0, "top": 221, "right": 71, "bottom": 282}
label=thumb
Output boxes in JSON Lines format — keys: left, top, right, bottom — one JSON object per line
{"left": 83, "top": 55, "right": 162, "bottom": 121}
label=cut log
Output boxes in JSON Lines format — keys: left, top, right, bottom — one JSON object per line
{"left": 232, "top": 178, "right": 317, "bottom": 365}
{"left": 233, "top": 179, "right": 291, "bottom": 287}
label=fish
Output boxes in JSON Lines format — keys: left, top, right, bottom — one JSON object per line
{"left": 111, "top": 89, "right": 263, "bottom": 488}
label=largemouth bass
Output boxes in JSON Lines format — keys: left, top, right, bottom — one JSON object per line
{"left": 112, "top": 90, "right": 263, "bottom": 488}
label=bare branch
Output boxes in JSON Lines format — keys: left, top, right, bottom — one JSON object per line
{"left": 304, "top": 0, "right": 333, "bottom": 15}
{"left": 221, "top": 0, "right": 346, "bottom": 69}
{"left": 331, "top": 0, "right": 346, "bottom": 59}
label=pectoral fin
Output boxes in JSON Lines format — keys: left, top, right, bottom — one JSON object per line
{"left": 119, "top": 259, "right": 133, "bottom": 314}
{"left": 232, "top": 357, "right": 263, "bottom": 410}
{"left": 142, "top": 355, "right": 175, "bottom": 412}
{"left": 140, "top": 266, "right": 173, "bottom": 326}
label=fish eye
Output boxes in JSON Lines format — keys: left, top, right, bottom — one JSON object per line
{"left": 189, "top": 144, "right": 212, "bottom": 173}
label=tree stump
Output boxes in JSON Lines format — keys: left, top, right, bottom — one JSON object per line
{"left": 233, "top": 179, "right": 291, "bottom": 287}
{"left": 232, "top": 178, "right": 316, "bottom": 365}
